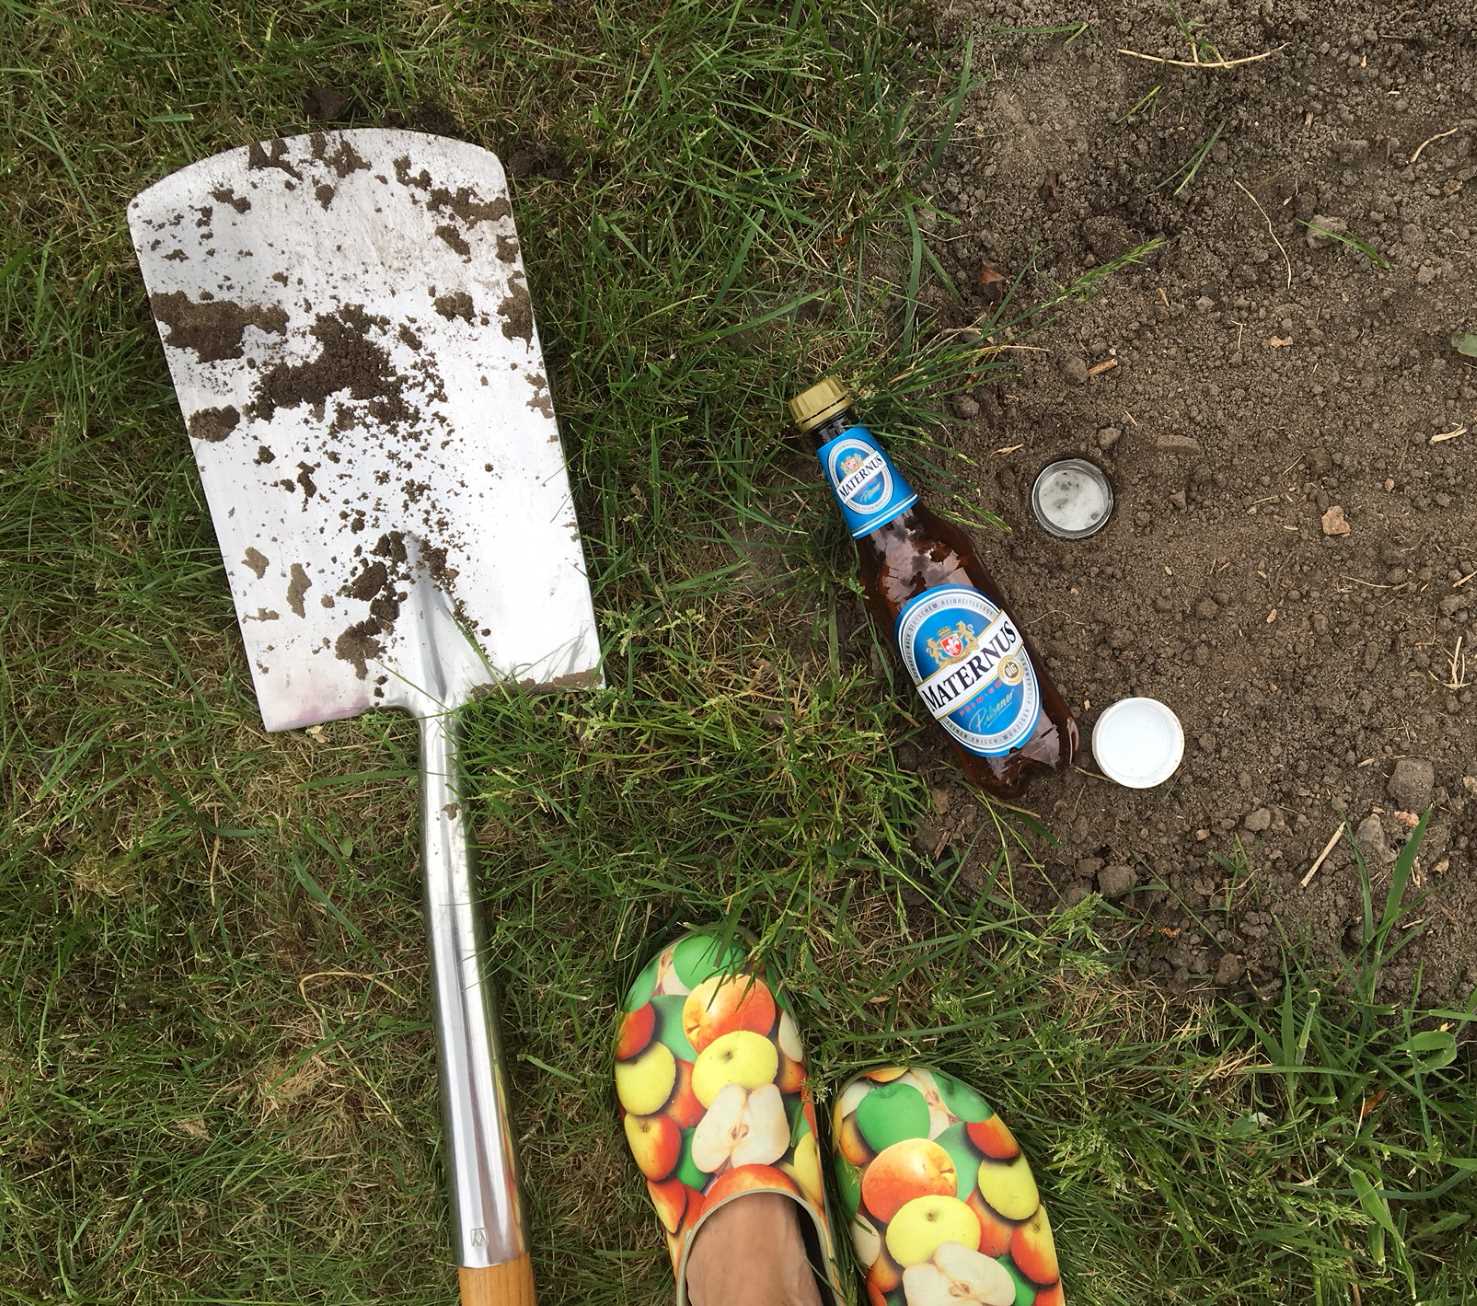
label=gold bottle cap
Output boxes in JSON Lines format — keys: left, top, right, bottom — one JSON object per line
{"left": 787, "top": 376, "right": 853, "bottom": 433}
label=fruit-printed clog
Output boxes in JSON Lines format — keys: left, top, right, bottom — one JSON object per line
{"left": 833, "top": 1067, "right": 1064, "bottom": 1306}
{"left": 616, "top": 930, "right": 845, "bottom": 1303}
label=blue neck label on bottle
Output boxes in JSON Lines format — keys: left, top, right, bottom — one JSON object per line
{"left": 895, "top": 584, "right": 1041, "bottom": 757}
{"left": 816, "top": 425, "right": 917, "bottom": 537}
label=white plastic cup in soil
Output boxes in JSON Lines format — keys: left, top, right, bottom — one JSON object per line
{"left": 1031, "top": 458, "right": 1114, "bottom": 539}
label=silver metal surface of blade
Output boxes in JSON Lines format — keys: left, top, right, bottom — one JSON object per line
{"left": 129, "top": 130, "right": 600, "bottom": 729}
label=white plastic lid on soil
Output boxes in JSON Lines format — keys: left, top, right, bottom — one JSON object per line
{"left": 1091, "top": 697, "right": 1184, "bottom": 789}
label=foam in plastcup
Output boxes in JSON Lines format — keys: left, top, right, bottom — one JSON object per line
{"left": 1031, "top": 458, "right": 1113, "bottom": 539}
{"left": 1091, "top": 696, "right": 1184, "bottom": 789}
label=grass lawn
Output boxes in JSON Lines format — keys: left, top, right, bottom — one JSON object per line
{"left": 2, "top": 3, "right": 1474, "bottom": 1303}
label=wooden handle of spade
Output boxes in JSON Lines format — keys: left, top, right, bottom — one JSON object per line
{"left": 459, "top": 1255, "right": 536, "bottom": 1306}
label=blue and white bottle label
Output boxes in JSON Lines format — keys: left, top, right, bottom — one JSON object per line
{"left": 817, "top": 425, "right": 917, "bottom": 537}
{"left": 895, "top": 584, "right": 1041, "bottom": 757}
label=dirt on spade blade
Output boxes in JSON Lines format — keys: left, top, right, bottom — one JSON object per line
{"left": 899, "top": 1, "right": 1477, "bottom": 1003}
{"left": 144, "top": 136, "right": 509, "bottom": 684}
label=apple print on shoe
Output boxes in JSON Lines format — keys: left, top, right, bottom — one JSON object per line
{"left": 832, "top": 1067, "right": 1064, "bottom": 1306}
{"left": 615, "top": 930, "right": 845, "bottom": 1304}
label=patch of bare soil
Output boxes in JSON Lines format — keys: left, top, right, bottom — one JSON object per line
{"left": 916, "top": 1, "right": 1477, "bottom": 1000}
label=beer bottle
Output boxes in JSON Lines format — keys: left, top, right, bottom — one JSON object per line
{"left": 789, "top": 377, "right": 1078, "bottom": 799}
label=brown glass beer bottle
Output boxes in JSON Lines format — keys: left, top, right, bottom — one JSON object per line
{"left": 789, "top": 377, "right": 1078, "bottom": 799}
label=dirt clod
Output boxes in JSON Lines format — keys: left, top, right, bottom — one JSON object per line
{"left": 435, "top": 224, "right": 471, "bottom": 257}
{"left": 1305, "top": 215, "right": 1348, "bottom": 249}
{"left": 373, "top": 531, "right": 407, "bottom": 564}
{"left": 303, "top": 86, "right": 350, "bottom": 122}
{"left": 309, "top": 132, "right": 369, "bottom": 178}
{"left": 1213, "top": 953, "right": 1245, "bottom": 987}
{"left": 433, "top": 291, "right": 474, "bottom": 322}
{"left": 1057, "top": 353, "right": 1088, "bottom": 384}
{"left": 150, "top": 292, "right": 287, "bottom": 363}
{"left": 392, "top": 155, "right": 431, "bottom": 190}
{"left": 434, "top": 186, "right": 508, "bottom": 227}
{"left": 1355, "top": 813, "right": 1393, "bottom": 865}
{"left": 209, "top": 187, "right": 251, "bottom": 214}
{"left": 348, "top": 560, "right": 388, "bottom": 603}
{"left": 286, "top": 563, "right": 311, "bottom": 617}
{"left": 1243, "top": 807, "right": 1273, "bottom": 834}
{"left": 504, "top": 144, "right": 569, "bottom": 181}
{"left": 499, "top": 280, "right": 534, "bottom": 343}
{"left": 1097, "top": 864, "right": 1137, "bottom": 899}
{"left": 248, "top": 306, "right": 411, "bottom": 426}
{"left": 1388, "top": 758, "right": 1436, "bottom": 811}
{"left": 246, "top": 138, "right": 302, "bottom": 180}
{"left": 1155, "top": 433, "right": 1201, "bottom": 454}
{"left": 187, "top": 405, "right": 240, "bottom": 442}
{"left": 370, "top": 592, "right": 401, "bottom": 626}
{"left": 334, "top": 619, "right": 382, "bottom": 679}
{"left": 295, "top": 462, "right": 318, "bottom": 500}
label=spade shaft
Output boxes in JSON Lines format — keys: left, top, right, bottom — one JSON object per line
{"left": 422, "top": 706, "right": 525, "bottom": 1272}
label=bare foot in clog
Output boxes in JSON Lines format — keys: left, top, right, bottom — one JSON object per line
{"left": 615, "top": 929, "right": 844, "bottom": 1305}
{"left": 686, "top": 1193, "right": 825, "bottom": 1306}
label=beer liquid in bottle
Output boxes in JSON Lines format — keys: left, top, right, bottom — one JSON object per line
{"left": 789, "top": 377, "right": 1079, "bottom": 799}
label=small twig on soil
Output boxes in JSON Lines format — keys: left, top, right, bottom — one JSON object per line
{"left": 1232, "top": 179, "right": 1292, "bottom": 289}
{"left": 1441, "top": 636, "right": 1467, "bottom": 690}
{"left": 994, "top": 444, "right": 1023, "bottom": 455}
{"left": 1087, "top": 357, "right": 1119, "bottom": 376}
{"left": 1409, "top": 125, "right": 1462, "bottom": 164}
{"left": 1431, "top": 425, "right": 1466, "bottom": 443}
{"left": 1300, "top": 822, "right": 1346, "bottom": 888}
{"left": 1454, "top": 570, "right": 1477, "bottom": 588}
{"left": 1117, "top": 44, "right": 1286, "bottom": 69}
